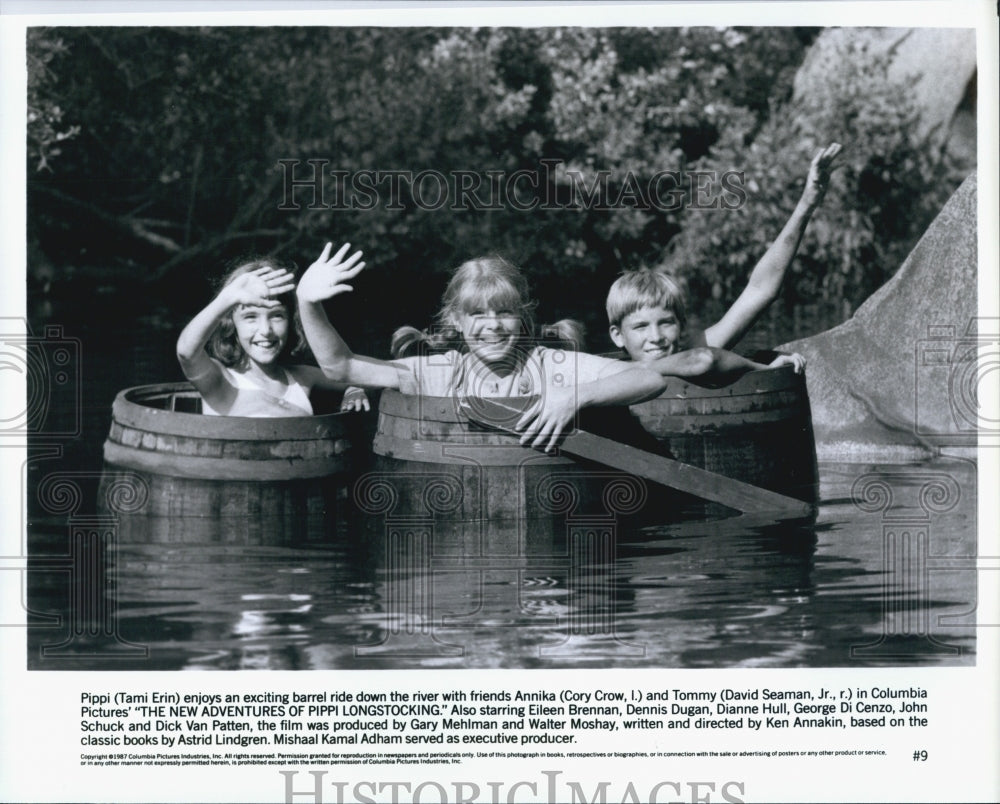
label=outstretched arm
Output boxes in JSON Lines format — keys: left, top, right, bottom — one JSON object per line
{"left": 296, "top": 242, "right": 402, "bottom": 389}
{"left": 644, "top": 347, "right": 718, "bottom": 378}
{"left": 176, "top": 266, "right": 295, "bottom": 397}
{"left": 699, "top": 347, "right": 805, "bottom": 380}
{"left": 648, "top": 346, "right": 805, "bottom": 383}
{"left": 286, "top": 365, "right": 371, "bottom": 411}
{"left": 705, "top": 143, "right": 842, "bottom": 350}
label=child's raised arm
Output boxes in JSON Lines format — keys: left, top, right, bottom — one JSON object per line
{"left": 296, "top": 242, "right": 403, "bottom": 389}
{"left": 176, "top": 267, "right": 295, "bottom": 396}
{"left": 704, "top": 142, "right": 842, "bottom": 350}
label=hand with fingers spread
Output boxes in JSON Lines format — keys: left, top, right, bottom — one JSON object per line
{"left": 295, "top": 241, "right": 406, "bottom": 390}
{"left": 800, "top": 142, "right": 842, "bottom": 210}
{"left": 512, "top": 362, "right": 664, "bottom": 453}
{"left": 516, "top": 385, "right": 579, "bottom": 454}
{"left": 297, "top": 242, "right": 366, "bottom": 304}
{"left": 218, "top": 266, "right": 297, "bottom": 309}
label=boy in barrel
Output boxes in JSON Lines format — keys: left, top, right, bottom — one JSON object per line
{"left": 607, "top": 143, "right": 841, "bottom": 381}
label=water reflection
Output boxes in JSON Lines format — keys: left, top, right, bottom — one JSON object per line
{"left": 26, "top": 458, "right": 976, "bottom": 669}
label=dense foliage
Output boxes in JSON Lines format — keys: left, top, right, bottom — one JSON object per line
{"left": 27, "top": 26, "right": 967, "bottom": 345}
{"left": 669, "top": 36, "right": 962, "bottom": 308}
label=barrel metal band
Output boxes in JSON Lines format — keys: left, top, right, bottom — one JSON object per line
{"left": 373, "top": 433, "right": 574, "bottom": 466}
{"left": 113, "top": 383, "right": 350, "bottom": 440}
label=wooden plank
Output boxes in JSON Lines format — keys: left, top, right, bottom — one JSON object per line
{"left": 460, "top": 398, "right": 813, "bottom": 518}
{"left": 560, "top": 430, "right": 813, "bottom": 516}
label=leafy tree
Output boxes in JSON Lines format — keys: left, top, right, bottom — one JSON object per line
{"left": 666, "top": 35, "right": 964, "bottom": 313}
{"left": 27, "top": 29, "right": 80, "bottom": 173}
{"left": 26, "top": 26, "right": 966, "bottom": 347}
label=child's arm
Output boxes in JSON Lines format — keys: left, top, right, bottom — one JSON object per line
{"left": 176, "top": 267, "right": 295, "bottom": 397}
{"left": 704, "top": 143, "right": 842, "bottom": 350}
{"left": 285, "top": 365, "right": 371, "bottom": 411}
{"left": 296, "top": 242, "right": 403, "bottom": 389}
{"left": 642, "top": 347, "right": 718, "bottom": 378}
{"left": 648, "top": 347, "right": 805, "bottom": 383}
{"left": 517, "top": 361, "right": 665, "bottom": 452}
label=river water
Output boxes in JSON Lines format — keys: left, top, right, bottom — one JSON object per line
{"left": 23, "top": 298, "right": 978, "bottom": 670}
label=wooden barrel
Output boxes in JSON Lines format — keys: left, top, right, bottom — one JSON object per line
{"left": 98, "top": 382, "right": 355, "bottom": 544}
{"left": 359, "top": 390, "right": 649, "bottom": 555}
{"left": 629, "top": 365, "right": 818, "bottom": 503}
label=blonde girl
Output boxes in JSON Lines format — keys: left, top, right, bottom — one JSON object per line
{"left": 296, "top": 244, "right": 665, "bottom": 452}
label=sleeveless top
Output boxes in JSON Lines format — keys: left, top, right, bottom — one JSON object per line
{"left": 201, "top": 362, "right": 313, "bottom": 417}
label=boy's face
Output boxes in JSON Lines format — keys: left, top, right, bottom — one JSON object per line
{"left": 609, "top": 304, "right": 682, "bottom": 363}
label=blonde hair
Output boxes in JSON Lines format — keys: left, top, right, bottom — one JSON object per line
{"left": 606, "top": 269, "right": 687, "bottom": 330}
{"left": 391, "top": 256, "right": 585, "bottom": 357}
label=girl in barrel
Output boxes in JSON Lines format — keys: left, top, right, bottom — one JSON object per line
{"left": 295, "top": 244, "right": 665, "bottom": 452}
{"left": 176, "top": 257, "right": 368, "bottom": 417}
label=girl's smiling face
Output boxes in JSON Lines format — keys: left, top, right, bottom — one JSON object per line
{"left": 457, "top": 306, "right": 522, "bottom": 365}
{"left": 439, "top": 258, "right": 536, "bottom": 369}
{"left": 232, "top": 303, "right": 289, "bottom": 366}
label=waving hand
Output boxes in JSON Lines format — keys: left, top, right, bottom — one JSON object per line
{"left": 800, "top": 142, "right": 842, "bottom": 209}
{"left": 296, "top": 242, "right": 366, "bottom": 304}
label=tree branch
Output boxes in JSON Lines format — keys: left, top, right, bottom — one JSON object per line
{"left": 31, "top": 183, "right": 184, "bottom": 253}
{"left": 31, "top": 182, "right": 286, "bottom": 279}
{"left": 149, "top": 228, "right": 288, "bottom": 280}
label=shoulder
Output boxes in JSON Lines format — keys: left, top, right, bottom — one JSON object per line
{"left": 526, "top": 346, "right": 631, "bottom": 386}
{"left": 190, "top": 357, "right": 238, "bottom": 411}
{"left": 393, "top": 350, "right": 461, "bottom": 395}
{"left": 285, "top": 364, "right": 323, "bottom": 389}
{"left": 181, "top": 353, "right": 229, "bottom": 384}
{"left": 204, "top": 356, "right": 231, "bottom": 376}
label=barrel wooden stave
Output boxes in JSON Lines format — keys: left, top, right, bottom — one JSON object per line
{"left": 362, "top": 391, "right": 643, "bottom": 556}
{"left": 101, "top": 473, "right": 333, "bottom": 545}
{"left": 629, "top": 366, "right": 818, "bottom": 503}
{"left": 362, "top": 455, "right": 572, "bottom": 557}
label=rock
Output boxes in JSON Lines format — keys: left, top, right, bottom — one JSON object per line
{"left": 793, "top": 28, "right": 976, "bottom": 165}
{"left": 780, "top": 173, "right": 978, "bottom": 460}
